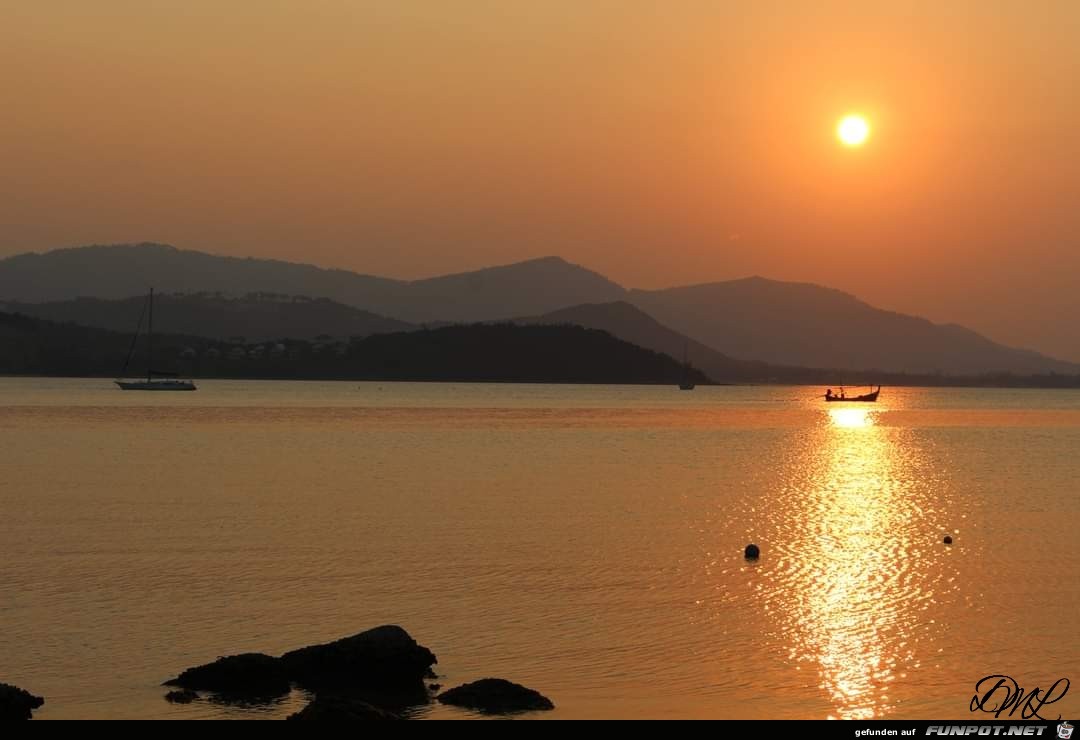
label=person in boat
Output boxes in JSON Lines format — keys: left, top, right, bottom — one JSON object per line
{"left": 825, "top": 388, "right": 833, "bottom": 399}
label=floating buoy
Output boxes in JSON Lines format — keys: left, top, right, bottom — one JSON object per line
{"left": 744, "top": 543, "right": 760, "bottom": 560}
{"left": 943, "top": 535, "right": 953, "bottom": 545}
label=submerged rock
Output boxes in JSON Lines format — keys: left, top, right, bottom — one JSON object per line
{"left": 163, "top": 653, "right": 290, "bottom": 700}
{"left": 437, "top": 678, "right": 554, "bottom": 713}
{"left": 287, "top": 695, "right": 403, "bottom": 721}
{"left": 164, "top": 689, "right": 199, "bottom": 704}
{"left": 0, "top": 682, "right": 45, "bottom": 720}
{"left": 279, "top": 625, "right": 437, "bottom": 698}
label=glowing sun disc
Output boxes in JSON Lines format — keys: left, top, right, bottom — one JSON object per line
{"left": 837, "top": 115, "right": 870, "bottom": 147}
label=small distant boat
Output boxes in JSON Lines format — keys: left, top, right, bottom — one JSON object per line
{"left": 678, "top": 342, "right": 695, "bottom": 391}
{"left": 824, "top": 385, "right": 880, "bottom": 403}
{"left": 115, "top": 288, "right": 197, "bottom": 391}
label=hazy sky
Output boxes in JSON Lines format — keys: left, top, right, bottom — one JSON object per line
{"left": 3, "top": 1, "right": 1079, "bottom": 359}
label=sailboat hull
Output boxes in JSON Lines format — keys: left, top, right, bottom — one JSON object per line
{"left": 115, "top": 380, "right": 197, "bottom": 391}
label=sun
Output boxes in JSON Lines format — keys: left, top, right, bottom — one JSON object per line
{"left": 837, "top": 114, "right": 870, "bottom": 147}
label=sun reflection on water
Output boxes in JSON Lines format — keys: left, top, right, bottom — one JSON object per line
{"left": 828, "top": 407, "right": 876, "bottom": 429}
{"left": 754, "top": 405, "right": 952, "bottom": 719}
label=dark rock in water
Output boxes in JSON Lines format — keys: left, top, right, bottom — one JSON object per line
{"left": 425, "top": 668, "right": 438, "bottom": 679}
{"left": 744, "top": 543, "right": 760, "bottom": 560}
{"left": 287, "top": 695, "right": 403, "bottom": 721}
{"left": 164, "top": 689, "right": 199, "bottom": 704}
{"left": 163, "top": 653, "right": 290, "bottom": 700}
{"left": 165, "top": 625, "right": 436, "bottom": 709}
{"left": 280, "top": 625, "right": 437, "bottom": 699}
{"left": 437, "top": 678, "right": 554, "bottom": 713}
{"left": 0, "top": 682, "right": 45, "bottom": 720}
{"left": 428, "top": 683, "right": 442, "bottom": 692}
{"left": 944, "top": 535, "right": 953, "bottom": 545}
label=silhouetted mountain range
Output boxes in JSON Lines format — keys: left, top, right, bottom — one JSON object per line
{"left": 516, "top": 301, "right": 770, "bottom": 382}
{"left": 0, "top": 310, "right": 710, "bottom": 385}
{"left": 628, "top": 278, "right": 1079, "bottom": 375}
{"left": 2, "top": 293, "right": 412, "bottom": 342}
{"left": 1, "top": 243, "right": 1076, "bottom": 376}
{"left": 0, "top": 243, "right": 623, "bottom": 322}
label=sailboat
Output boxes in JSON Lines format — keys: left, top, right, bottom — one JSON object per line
{"left": 115, "top": 288, "right": 197, "bottom": 391}
{"left": 678, "top": 342, "right": 695, "bottom": 391}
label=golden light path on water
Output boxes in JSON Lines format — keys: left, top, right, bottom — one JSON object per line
{"left": 8, "top": 382, "right": 1080, "bottom": 719}
{"left": 750, "top": 403, "right": 956, "bottom": 719}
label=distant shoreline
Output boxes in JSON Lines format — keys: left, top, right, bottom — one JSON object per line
{"left": 2, "top": 374, "right": 1079, "bottom": 390}
{"left": 4, "top": 308, "right": 1080, "bottom": 390}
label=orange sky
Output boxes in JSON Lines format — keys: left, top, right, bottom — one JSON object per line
{"left": 3, "top": 2, "right": 1079, "bottom": 360}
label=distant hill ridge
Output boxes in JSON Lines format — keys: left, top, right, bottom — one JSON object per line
{"left": 514, "top": 301, "right": 770, "bottom": 383}
{"left": 627, "top": 278, "right": 1080, "bottom": 375}
{"left": 0, "top": 243, "right": 625, "bottom": 323}
{"left": 1, "top": 242, "right": 1076, "bottom": 376}
{"left": 2, "top": 292, "right": 412, "bottom": 342}
{"left": 0, "top": 309, "right": 710, "bottom": 385}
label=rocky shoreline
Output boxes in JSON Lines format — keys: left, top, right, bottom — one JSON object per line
{"left": 4, "top": 625, "right": 553, "bottom": 720}
{"left": 0, "top": 683, "right": 45, "bottom": 720}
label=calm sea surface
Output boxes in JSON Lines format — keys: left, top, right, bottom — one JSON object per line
{"left": 2, "top": 379, "right": 1079, "bottom": 719}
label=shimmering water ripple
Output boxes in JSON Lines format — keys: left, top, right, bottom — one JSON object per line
{"left": 1, "top": 380, "right": 1078, "bottom": 719}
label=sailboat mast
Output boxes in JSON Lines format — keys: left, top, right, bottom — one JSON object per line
{"left": 147, "top": 288, "right": 153, "bottom": 383}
